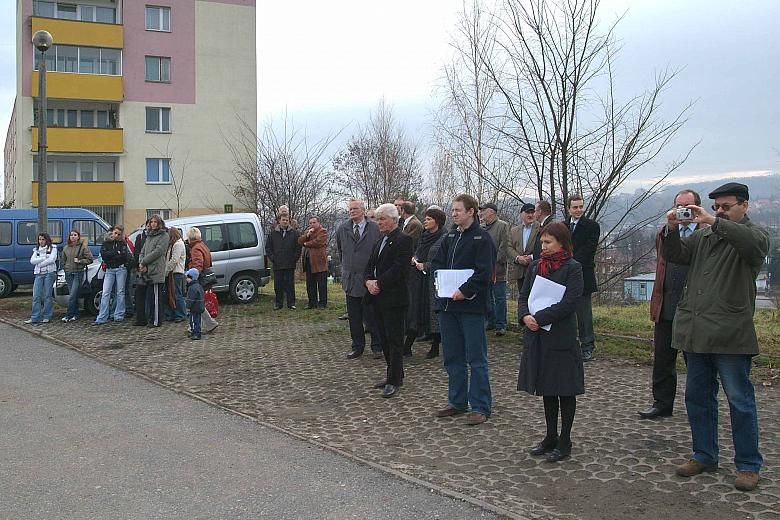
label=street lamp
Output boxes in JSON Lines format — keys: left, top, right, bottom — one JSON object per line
{"left": 33, "top": 30, "right": 53, "bottom": 234}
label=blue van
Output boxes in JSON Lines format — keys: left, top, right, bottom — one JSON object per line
{"left": 0, "top": 208, "right": 109, "bottom": 297}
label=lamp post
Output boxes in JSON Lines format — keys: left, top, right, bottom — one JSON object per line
{"left": 33, "top": 30, "right": 53, "bottom": 233}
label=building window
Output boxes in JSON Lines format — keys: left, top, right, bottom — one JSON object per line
{"left": 145, "top": 107, "right": 171, "bottom": 133}
{"left": 34, "top": 106, "right": 117, "bottom": 129}
{"left": 34, "top": 1, "right": 117, "bottom": 23}
{"left": 145, "top": 56, "right": 171, "bottom": 82}
{"left": 145, "top": 6, "right": 171, "bottom": 32}
{"left": 33, "top": 158, "right": 117, "bottom": 182}
{"left": 146, "top": 158, "right": 171, "bottom": 184}
{"left": 33, "top": 45, "right": 122, "bottom": 76}
{"left": 147, "top": 209, "right": 172, "bottom": 221}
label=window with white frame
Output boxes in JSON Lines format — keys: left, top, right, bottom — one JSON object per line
{"left": 145, "top": 6, "right": 171, "bottom": 31}
{"left": 144, "top": 56, "right": 171, "bottom": 82}
{"left": 33, "top": 2, "right": 117, "bottom": 23}
{"left": 33, "top": 158, "right": 117, "bottom": 182}
{"left": 33, "top": 45, "right": 122, "bottom": 75}
{"left": 146, "top": 209, "right": 172, "bottom": 220}
{"left": 33, "top": 106, "right": 118, "bottom": 128}
{"left": 146, "top": 158, "right": 171, "bottom": 184}
{"left": 145, "top": 107, "right": 171, "bottom": 132}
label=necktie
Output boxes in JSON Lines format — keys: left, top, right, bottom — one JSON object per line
{"left": 570, "top": 221, "right": 576, "bottom": 233}
{"left": 354, "top": 224, "right": 360, "bottom": 241}
{"left": 681, "top": 226, "right": 690, "bottom": 238}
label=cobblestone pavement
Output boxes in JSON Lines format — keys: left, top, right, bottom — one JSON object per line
{"left": 2, "top": 299, "right": 778, "bottom": 520}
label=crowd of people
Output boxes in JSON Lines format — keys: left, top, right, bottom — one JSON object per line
{"left": 21, "top": 181, "right": 769, "bottom": 491}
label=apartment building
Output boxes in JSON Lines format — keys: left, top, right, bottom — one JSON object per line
{"left": 4, "top": 0, "right": 257, "bottom": 229}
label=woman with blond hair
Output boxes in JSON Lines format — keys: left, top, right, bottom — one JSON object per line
{"left": 165, "top": 226, "right": 187, "bottom": 322}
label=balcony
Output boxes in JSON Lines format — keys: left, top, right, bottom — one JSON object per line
{"left": 32, "top": 181, "right": 124, "bottom": 206}
{"left": 32, "top": 71, "right": 123, "bottom": 102}
{"left": 31, "top": 127, "right": 123, "bottom": 154}
{"left": 32, "top": 17, "right": 123, "bottom": 49}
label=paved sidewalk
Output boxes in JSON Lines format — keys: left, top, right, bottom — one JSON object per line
{"left": 0, "top": 323, "right": 498, "bottom": 519}
{"left": 1, "top": 298, "right": 778, "bottom": 519}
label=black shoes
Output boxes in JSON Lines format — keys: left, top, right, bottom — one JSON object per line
{"left": 638, "top": 406, "right": 673, "bottom": 419}
{"left": 373, "top": 380, "right": 387, "bottom": 389}
{"left": 382, "top": 384, "right": 399, "bottom": 397}
{"left": 545, "top": 447, "right": 571, "bottom": 463}
{"left": 346, "top": 350, "right": 363, "bottom": 359}
{"left": 529, "top": 438, "right": 558, "bottom": 456}
{"left": 403, "top": 349, "right": 413, "bottom": 358}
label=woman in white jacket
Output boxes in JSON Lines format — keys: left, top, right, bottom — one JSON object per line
{"left": 164, "top": 227, "right": 187, "bottom": 321}
{"left": 25, "top": 232, "right": 58, "bottom": 324}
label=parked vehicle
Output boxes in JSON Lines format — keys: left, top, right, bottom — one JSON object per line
{"left": 130, "top": 213, "right": 270, "bottom": 303}
{"left": 54, "top": 255, "right": 106, "bottom": 315}
{"left": 0, "top": 208, "right": 109, "bottom": 298}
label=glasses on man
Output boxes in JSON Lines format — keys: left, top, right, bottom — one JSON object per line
{"left": 712, "top": 202, "right": 743, "bottom": 211}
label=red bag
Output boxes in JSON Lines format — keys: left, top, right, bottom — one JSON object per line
{"left": 204, "top": 289, "right": 219, "bottom": 318}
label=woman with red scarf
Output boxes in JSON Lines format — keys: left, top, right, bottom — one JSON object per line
{"left": 517, "top": 221, "right": 585, "bottom": 463}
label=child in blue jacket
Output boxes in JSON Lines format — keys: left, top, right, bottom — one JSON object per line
{"left": 185, "top": 268, "right": 205, "bottom": 340}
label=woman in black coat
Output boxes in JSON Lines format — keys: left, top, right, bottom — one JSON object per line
{"left": 518, "top": 221, "right": 584, "bottom": 463}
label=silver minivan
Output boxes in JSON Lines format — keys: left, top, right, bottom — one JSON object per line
{"left": 131, "top": 213, "right": 270, "bottom": 303}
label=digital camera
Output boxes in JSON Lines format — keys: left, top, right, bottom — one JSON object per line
{"left": 676, "top": 207, "right": 693, "bottom": 221}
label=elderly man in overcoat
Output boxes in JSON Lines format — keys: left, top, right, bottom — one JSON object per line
{"left": 508, "top": 202, "right": 540, "bottom": 292}
{"left": 337, "top": 199, "right": 382, "bottom": 359}
{"left": 662, "top": 182, "right": 769, "bottom": 492}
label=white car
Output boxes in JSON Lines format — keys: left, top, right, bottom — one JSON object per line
{"left": 54, "top": 256, "right": 112, "bottom": 316}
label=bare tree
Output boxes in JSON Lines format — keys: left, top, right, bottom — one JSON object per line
{"left": 333, "top": 99, "right": 423, "bottom": 208}
{"left": 223, "top": 114, "right": 340, "bottom": 229}
{"left": 152, "top": 139, "right": 191, "bottom": 218}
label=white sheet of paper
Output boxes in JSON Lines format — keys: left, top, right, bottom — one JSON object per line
{"left": 435, "top": 269, "right": 475, "bottom": 298}
{"left": 527, "top": 275, "right": 566, "bottom": 331}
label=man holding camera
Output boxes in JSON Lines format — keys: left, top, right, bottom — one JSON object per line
{"left": 661, "top": 182, "right": 768, "bottom": 491}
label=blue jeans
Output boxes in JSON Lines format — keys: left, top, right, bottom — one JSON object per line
{"left": 165, "top": 273, "right": 187, "bottom": 321}
{"left": 439, "top": 311, "right": 492, "bottom": 416}
{"left": 31, "top": 272, "right": 56, "bottom": 322}
{"left": 486, "top": 281, "right": 507, "bottom": 331}
{"left": 96, "top": 266, "right": 127, "bottom": 323}
{"left": 65, "top": 271, "right": 83, "bottom": 319}
{"left": 685, "top": 352, "right": 763, "bottom": 472}
{"left": 190, "top": 312, "right": 202, "bottom": 337}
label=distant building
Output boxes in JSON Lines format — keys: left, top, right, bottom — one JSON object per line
{"left": 4, "top": 0, "right": 257, "bottom": 229}
{"left": 623, "top": 272, "right": 655, "bottom": 302}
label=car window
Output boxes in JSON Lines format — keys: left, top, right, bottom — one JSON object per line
{"left": 227, "top": 222, "right": 258, "bottom": 250}
{"left": 0, "top": 222, "right": 11, "bottom": 246}
{"left": 17, "top": 220, "right": 64, "bottom": 244}
{"left": 200, "top": 224, "right": 225, "bottom": 252}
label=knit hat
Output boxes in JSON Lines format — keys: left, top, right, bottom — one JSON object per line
{"left": 185, "top": 268, "right": 199, "bottom": 281}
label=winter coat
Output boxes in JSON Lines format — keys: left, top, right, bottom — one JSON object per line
{"left": 186, "top": 280, "right": 205, "bottom": 314}
{"left": 566, "top": 217, "right": 600, "bottom": 294}
{"left": 430, "top": 218, "right": 496, "bottom": 314}
{"left": 61, "top": 238, "right": 93, "bottom": 273}
{"left": 298, "top": 226, "right": 328, "bottom": 274}
{"left": 517, "top": 258, "right": 585, "bottom": 396}
{"left": 266, "top": 226, "right": 302, "bottom": 271}
{"left": 166, "top": 238, "right": 186, "bottom": 275}
{"left": 483, "top": 218, "right": 511, "bottom": 282}
{"left": 401, "top": 215, "right": 424, "bottom": 250}
{"left": 139, "top": 227, "right": 168, "bottom": 284}
{"left": 336, "top": 218, "right": 382, "bottom": 298}
{"left": 188, "top": 239, "right": 212, "bottom": 273}
{"left": 508, "top": 222, "right": 540, "bottom": 283}
{"left": 661, "top": 216, "right": 769, "bottom": 355}
{"left": 364, "top": 227, "right": 413, "bottom": 309}
{"left": 100, "top": 236, "right": 129, "bottom": 269}
{"left": 30, "top": 245, "right": 58, "bottom": 275}
{"left": 420, "top": 230, "right": 447, "bottom": 334}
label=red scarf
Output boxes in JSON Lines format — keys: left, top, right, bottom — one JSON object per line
{"left": 538, "top": 249, "right": 571, "bottom": 277}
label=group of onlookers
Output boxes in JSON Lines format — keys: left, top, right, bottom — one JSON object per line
{"left": 24, "top": 214, "right": 217, "bottom": 340}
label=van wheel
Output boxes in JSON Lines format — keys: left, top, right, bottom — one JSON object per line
{"left": 0, "top": 273, "right": 12, "bottom": 298}
{"left": 85, "top": 289, "right": 103, "bottom": 316}
{"left": 230, "top": 274, "right": 258, "bottom": 303}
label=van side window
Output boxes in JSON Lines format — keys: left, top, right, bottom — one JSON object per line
{"left": 199, "top": 224, "right": 225, "bottom": 252}
{"left": 0, "top": 222, "right": 11, "bottom": 246}
{"left": 17, "top": 220, "right": 64, "bottom": 244}
{"left": 227, "top": 222, "right": 257, "bottom": 250}
{"left": 73, "top": 220, "right": 108, "bottom": 245}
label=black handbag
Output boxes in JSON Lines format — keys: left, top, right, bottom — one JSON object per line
{"left": 199, "top": 267, "right": 217, "bottom": 287}
{"left": 78, "top": 265, "right": 92, "bottom": 296}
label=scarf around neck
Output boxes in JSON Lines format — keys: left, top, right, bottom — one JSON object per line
{"left": 538, "top": 249, "right": 571, "bottom": 277}
{"left": 415, "top": 228, "right": 444, "bottom": 263}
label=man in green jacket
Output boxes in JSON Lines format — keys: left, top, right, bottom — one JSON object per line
{"left": 661, "top": 182, "right": 769, "bottom": 492}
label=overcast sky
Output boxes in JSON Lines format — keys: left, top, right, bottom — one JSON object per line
{"left": 2, "top": 0, "right": 779, "bottom": 195}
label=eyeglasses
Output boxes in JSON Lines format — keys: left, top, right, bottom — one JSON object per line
{"left": 712, "top": 202, "right": 743, "bottom": 211}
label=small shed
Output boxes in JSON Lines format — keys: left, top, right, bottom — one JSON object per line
{"left": 623, "top": 273, "right": 656, "bottom": 302}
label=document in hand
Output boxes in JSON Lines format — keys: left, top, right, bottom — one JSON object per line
{"left": 435, "top": 269, "right": 475, "bottom": 298}
{"left": 527, "top": 275, "right": 566, "bottom": 332}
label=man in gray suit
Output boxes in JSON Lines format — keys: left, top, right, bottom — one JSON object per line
{"left": 508, "top": 203, "right": 540, "bottom": 292}
{"left": 337, "top": 198, "right": 383, "bottom": 359}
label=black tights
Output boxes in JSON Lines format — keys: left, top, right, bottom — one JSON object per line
{"left": 543, "top": 395, "right": 576, "bottom": 447}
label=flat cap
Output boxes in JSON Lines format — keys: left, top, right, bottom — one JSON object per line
{"left": 521, "top": 202, "right": 536, "bottom": 213}
{"left": 708, "top": 182, "right": 749, "bottom": 201}
{"left": 479, "top": 202, "right": 498, "bottom": 212}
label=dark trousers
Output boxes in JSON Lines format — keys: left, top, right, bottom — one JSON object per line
{"left": 134, "top": 281, "right": 148, "bottom": 325}
{"left": 375, "top": 305, "right": 406, "bottom": 386}
{"left": 145, "top": 282, "right": 164, "bottom": 327}
{"left": 189, "top": 311, "right": 202, "bottom": 338}
{"left": 305, "top": 270, "right": 328, "bottom": 307}
{"left": 652, "top": 319, "right": 680, "bottom": 411}
{"left": 346, "top": 295, "right": 381, "bottom": 353}
{"left": 575, "top": 294, "right": 595, "bottom": 352}
{"left": 273, "top": 269, "right": 296, "bottom": 307}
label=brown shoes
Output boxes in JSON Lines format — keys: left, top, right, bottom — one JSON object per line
{"left": 735, "top": 471, "right": 760, "bottom": 491}
{"left": 675, "top": 459, "right": 718, "bottom": 477}
{"left": 435, "top": 406, "right": 467, "bottom": 418}
{"left": 465, "top": 412, "right": 488, "bottom": 425}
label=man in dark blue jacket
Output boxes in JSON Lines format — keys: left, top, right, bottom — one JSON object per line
{"left": 430, "top": 194, "right": 497, "bottom": 425}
